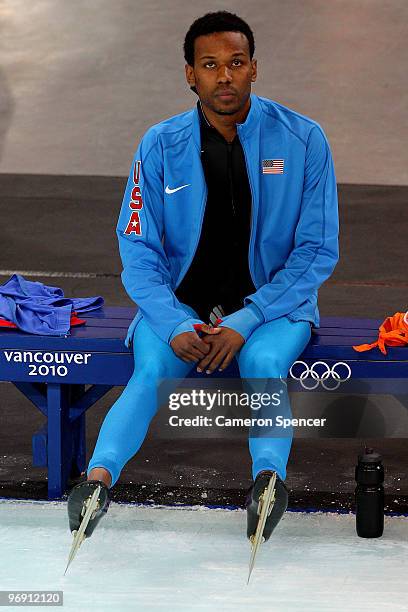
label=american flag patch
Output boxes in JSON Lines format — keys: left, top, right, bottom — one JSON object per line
{"left": 262, "top": 159, "right": 284, "bottom": 174}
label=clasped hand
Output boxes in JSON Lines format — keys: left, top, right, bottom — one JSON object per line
{"left": 170, "top": 323, "right": 245, "bottom": 374}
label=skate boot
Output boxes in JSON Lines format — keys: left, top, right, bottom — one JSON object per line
{"left": 67, "top": 479, "right": 110, "bottom": 538}
{"left": 246, "top": 470, "right": 288, "bottom": 543}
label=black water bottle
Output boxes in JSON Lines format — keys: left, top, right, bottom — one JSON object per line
{"left": 355, "top": 447, "right": 384, "bottom": 538}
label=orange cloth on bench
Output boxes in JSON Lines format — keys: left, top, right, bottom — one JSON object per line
{"left": 352, "top": 311, "right": 408, "bottom": 355}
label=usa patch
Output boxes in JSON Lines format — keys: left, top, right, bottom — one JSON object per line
{"left": 124, "top": 160, "right": 143, "bottom": 236}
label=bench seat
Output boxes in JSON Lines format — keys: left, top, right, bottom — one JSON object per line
{"left": 0, "top": 306, "right": 406, "bottom": 498}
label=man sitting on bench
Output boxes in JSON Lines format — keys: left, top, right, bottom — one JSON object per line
{"left": 67, "top": 11, "right": 339, "bottom": 546}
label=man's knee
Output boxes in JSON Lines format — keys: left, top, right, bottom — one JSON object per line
{"left": 132, "top": 343, "right": 192, "bottom": 380}
{"left": 241, "top": 345, "right": 287, "bottom": 377}
{"left": 132, "top": 358, "right": 175, "bottom": 381}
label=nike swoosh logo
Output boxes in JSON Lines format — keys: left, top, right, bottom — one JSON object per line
{"left": 165, "top": 184, "right": 190, "bottom": 194}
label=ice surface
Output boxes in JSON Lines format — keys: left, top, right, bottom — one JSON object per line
{"left": 0, "top": 499, "right": 407, "bottom": 611}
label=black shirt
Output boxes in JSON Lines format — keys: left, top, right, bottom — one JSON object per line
{"left": 174, "top": 101, "right": 256, "bottom": 320}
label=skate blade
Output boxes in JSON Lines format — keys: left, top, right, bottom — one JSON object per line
{"left": 64, "top": 485, "right": 101, "bottom": 575}
{"left": 247, "top": 473, "right": 277, "bottom": 584}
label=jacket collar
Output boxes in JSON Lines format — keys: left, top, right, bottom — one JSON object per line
{"left": 192, "top": 93, "right": 261, "bottom": 150}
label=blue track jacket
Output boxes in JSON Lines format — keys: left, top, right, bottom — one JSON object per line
{"left": 117, "top": 94, "right": 339, "bottom": 348}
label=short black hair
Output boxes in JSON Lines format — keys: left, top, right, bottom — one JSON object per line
{"left": 183, "top": 11, "right": 255, "bottom": 67}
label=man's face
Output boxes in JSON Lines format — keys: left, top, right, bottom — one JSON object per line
{"left": 185, "top": 31, "right": 257, "bottom": 116}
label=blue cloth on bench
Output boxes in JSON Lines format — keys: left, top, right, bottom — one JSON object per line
{"left": 0, "top": 274, "right": 104, "bottom": 336}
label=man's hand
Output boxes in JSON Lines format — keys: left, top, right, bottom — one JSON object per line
{"left": 170, "top": 324, "right": 222, "bottom": 364}
{"left": 197, "top": 326, "right": 245, "bottom": 374}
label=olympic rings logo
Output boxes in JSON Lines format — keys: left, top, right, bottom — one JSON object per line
{"left": 289, "top": 361, "right": 352, "bottom": 391}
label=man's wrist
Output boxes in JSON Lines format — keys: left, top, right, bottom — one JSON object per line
{"left": 217, "top": 302, "right": 264, "bottom": 341}
{"left": 168, "top": 317, "right": 205, "bottom": 344}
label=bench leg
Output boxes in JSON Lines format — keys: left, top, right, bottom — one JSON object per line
{"left": 69, "top": 384, "right": 86, "bottom": 478}
{"left": 47, "top": 383, "right": 71, "bottom": 499}
{"left": 13, "top": 381, "right": 88, "bottom": 498}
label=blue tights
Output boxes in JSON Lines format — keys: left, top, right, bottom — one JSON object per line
{"left": 87, "top": 304, "right": 312, "bottom": 487}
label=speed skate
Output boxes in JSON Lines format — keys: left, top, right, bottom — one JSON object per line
{"left": 246, "top": 470, "right": 289, "bottom": 583}
{"left": 65, "top": 480, "right": 110, "bottom": 574}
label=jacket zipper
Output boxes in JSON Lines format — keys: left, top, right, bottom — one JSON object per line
{"left": 237, "top": 130, "right": 256, "bottom": 288}
{"left": 227, "top": 142, "right": 236, "bottom": 217}
{"left": 174, "top": 183, "right": 208, "bottom": 290}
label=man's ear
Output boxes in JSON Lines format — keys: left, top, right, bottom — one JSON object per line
{"left": 185, "top": 64, "right": 196, "bottom": 89}
{"left": 250, "top": 58, "right": 257, "bottom": 82}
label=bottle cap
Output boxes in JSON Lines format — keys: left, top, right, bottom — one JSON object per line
{"left": 358, "top": 448, "right": 382, "bottom": 464}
